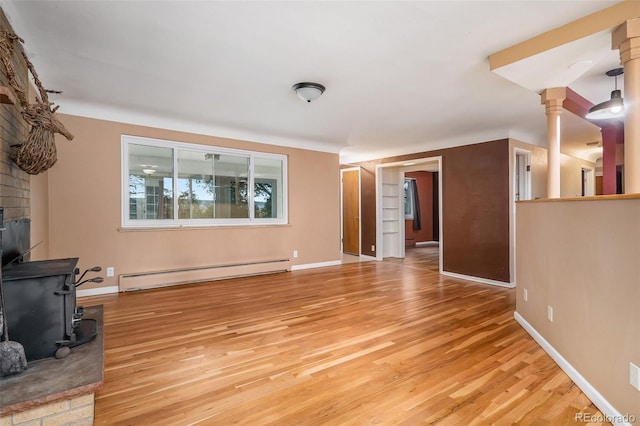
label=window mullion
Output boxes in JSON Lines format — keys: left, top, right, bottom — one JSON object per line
{"left": 123, "top": 142, "right": 130, "bottom": 224}
{"left": 173, "top": 147, "right": 179, "bottom": 223}
{"left": 249, "top": 155, "right": 255, "bottom": 221}
{"left": 212, "top": 153, "right": 216, "bottom": 219}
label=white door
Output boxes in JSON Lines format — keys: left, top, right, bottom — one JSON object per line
{"left": 582, "top": 168, "right": 595, "bottom": 196}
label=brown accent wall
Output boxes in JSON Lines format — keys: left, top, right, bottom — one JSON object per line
{"left": 32, "top": 114, "right": 341, "bottom": 291}
{"left": 0, "top": 10, "right": 30, "bottom": 221}
{"left": 404, "top": 171, "right": 434, "bottom": 245}
{"left": 355, "top": 139, "right": 511, "bottom": 283}
{"left": 439, "top": 141, "right": 510, "bottom": 282}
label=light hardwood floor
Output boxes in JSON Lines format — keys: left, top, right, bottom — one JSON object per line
{"left": 81, "top": 246, "right": 608, "bottom": 425}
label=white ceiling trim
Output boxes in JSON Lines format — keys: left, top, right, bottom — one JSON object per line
{"left": 57, "top": 100, "right": 342, "bottom": 155}
{"left": 339, "top": 128, "right": 543, "bottom": 165}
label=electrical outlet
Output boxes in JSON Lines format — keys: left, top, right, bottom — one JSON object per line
{"left": 547, "top": 305, "right": 553, "bottom": 322}
{"left": 371, "top": 245, "right": 375, "bottom": 252}
{"left": 106, "top": 267, "right": 114, "bottom": 277}
{"left": 293, "top": 250, "right": 298, "bottom": 258}
{"left": 631, "top": 362, "right": 640, "bottom": 391}
{"left": 523, "top": 289, "right": 528, "bottom": 302}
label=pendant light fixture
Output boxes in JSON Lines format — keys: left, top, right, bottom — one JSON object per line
{"left": 292, "top": 82, "right": 325, "bottom": 103}
{"left": 585, "top": 68, "right": 624, "bottom": 120}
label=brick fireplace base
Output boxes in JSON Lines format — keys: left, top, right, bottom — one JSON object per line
{"left": 0, "top": 306, "right": 103, "bottom": 425}
{"left": 0, "top": 393, "right": 94, "bottom": 426}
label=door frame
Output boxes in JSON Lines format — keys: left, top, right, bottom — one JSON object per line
{"left": 374, "top": 156, "right": 443, "bottom": 274}
{"left": 511, "top": 147, "right": 532, "bottom": 287}
{"left": 514, "top": 149, "right": 532, "bottom": 202}
{"left": 581, "top": 166, "right": 595, "bottom": 196}
{"left": 340, "top": 167, "right": 361, "bottom": 256}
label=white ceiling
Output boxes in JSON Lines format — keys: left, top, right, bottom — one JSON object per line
{"left": 1, "top": 1, "right": 621, "bottom": 164}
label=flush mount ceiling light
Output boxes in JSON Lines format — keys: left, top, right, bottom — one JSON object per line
{"left": 585, "top": 68, "right": 624, "bottom": 120}
{"left": 292, "top": 82, "right": 325, "bottom": 103}
{"left": 141, "top": 164, "right": 158, "bottom": 175}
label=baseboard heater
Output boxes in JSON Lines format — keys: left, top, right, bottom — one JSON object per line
{"left": 119, "top": 258, "right": 291, "bottom": 291}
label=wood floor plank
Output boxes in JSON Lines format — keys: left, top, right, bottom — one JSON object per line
{"left": 80, "top": 246, "right": 609, "bottom": 425}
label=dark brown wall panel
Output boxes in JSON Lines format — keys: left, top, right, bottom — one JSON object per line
{"left": 440, "top": 141, "right": 510, "bottom": 282}
{"left": 353, "top": 139, "right": 511, "bottom": 283}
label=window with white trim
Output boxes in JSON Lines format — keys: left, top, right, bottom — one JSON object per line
{"left": 404, "top": 178, "right": 415, "bottom": 220}
{"left": 122, "top": 135, "right": 287, "bottom": 227}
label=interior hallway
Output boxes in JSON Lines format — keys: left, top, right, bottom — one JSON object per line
{"left": 81, "top": 247, "right": 608, "bottom": 425}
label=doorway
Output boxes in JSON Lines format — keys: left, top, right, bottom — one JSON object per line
{"left": 403, "top": 172, "right": 439, "bottom": 247}
{"left": 581, "top": 167, "right": 595, "bottom": 196}
{"left": 374, "top": 157, "right": 443, "bottom": 273}
{"left": 341, "top": 168, "right": 360, "bottom": 256}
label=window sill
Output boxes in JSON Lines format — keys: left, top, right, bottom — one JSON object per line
{"left": 118, "top": 223, "right": 291, "bottom": 232}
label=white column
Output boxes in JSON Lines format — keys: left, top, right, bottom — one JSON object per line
{"left": 541, "top": 88, "right": 566, "bottom": 198}
{"left": 613, "top": 18, "right": 640, "bottom": 193}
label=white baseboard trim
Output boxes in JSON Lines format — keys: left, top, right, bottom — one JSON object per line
{"left": 77, "top": 286, "right": 119, "bottom": 297}
{"left": 291, "top": 260, "right": 342, "bottom": 271}
{"left": 441, "top": 271, "right": 515, "bottom": 288}
{"left": 120, "top": 260, "right": 289, "bottom": 291}
{"left": 359, "top": 254, "right": 377, "bottom": 261}
{"left": 514, "top": 312, "right": 632, "bottom": 426}
{"left": 415, "top": 241, "right": 439, "bottom": 247}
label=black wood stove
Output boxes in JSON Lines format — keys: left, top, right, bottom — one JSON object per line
{"left": 0, "top": 208, "right": 98, "bottom": 361}
{"left": 2, "top": 258, "right": 97, "bottom": 361}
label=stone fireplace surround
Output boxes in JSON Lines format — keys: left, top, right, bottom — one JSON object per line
{"left": 0, "top": 306, "right": 104, "bottom": 425}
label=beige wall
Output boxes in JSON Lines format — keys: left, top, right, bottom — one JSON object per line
{"left": 508, "top": 139, "right": 595, "bottom": 283}
{"left": 510, "top": 139, "right": 547, "bottom": 200}
{"left": 560, "top": 154, "right": 596, "bottom": 198}
{"left": 510, "top": 139, "right": 596, "bottom": 200}
{"left": 509, "top": 139, "right": 546, "bottom": 284}
{"left": 31, "top": 114, "right": 341, "bottom": 291}
{"left": 516, "top": 196, "right": 640, "bottom": 420}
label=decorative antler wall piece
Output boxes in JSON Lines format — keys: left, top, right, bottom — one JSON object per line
{"left": 0, "top": 30, "right": 73, "bottom": 175}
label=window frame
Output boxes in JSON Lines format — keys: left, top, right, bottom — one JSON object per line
{"left": 404, "top": 178, "right": 415, "bottom": 220}
{"left": 122, "top": 135, "right": 288, "bottom": 228}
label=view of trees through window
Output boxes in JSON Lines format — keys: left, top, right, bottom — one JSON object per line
{"left": 124, "top": 137, "right": 286, "bottom": 226}
{"left": 254, "top": 181, "right": 275, "bottom": 218}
